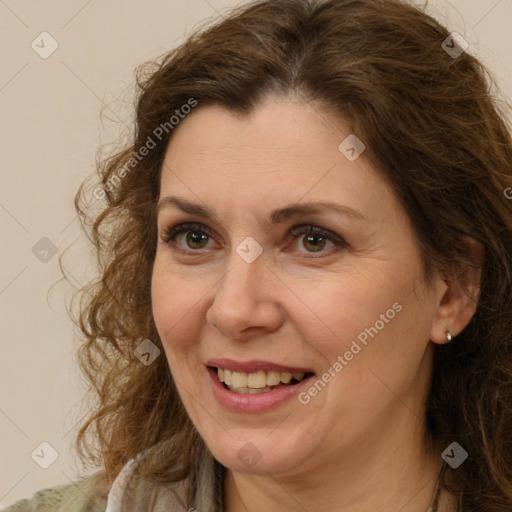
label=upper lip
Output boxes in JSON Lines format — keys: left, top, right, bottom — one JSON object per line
{"left": 206, "top": 358, "right": 314, "bottom": 374}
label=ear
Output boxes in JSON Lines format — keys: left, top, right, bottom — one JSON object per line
{"left": 429, "top": 237, "right": 483, "bottom": 345}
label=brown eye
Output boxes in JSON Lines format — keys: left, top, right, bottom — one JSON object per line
{"left": 288, "top": 224, "right": 347, "bottom": 256}
{"left": 182, "top": 231, "right": 210, "bottom": 249}
{"left": 161, "top": 223, "right": 215, "bottom": 251}
{"left": 301, "top": 234, "right": 329, "bottom": 252}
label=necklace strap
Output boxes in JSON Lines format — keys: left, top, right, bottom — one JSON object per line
{"left": 427, "top": 463, "right": 446, "bottom": 512}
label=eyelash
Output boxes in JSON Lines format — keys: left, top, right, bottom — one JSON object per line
{"left": 159, "top": 222, "right": 347, "bottom": 257}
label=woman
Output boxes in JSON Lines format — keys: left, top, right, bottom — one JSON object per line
{"left": 6, "top": 0, "right": 512, "bottom": 510}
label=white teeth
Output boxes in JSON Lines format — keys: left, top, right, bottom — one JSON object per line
{"left": 232, "top": 371, "right": 248, "bottom": 387}
{"left": 215, "top": 367, "right": 308, "bottom": 392}
{"left": 267, "top": 371, "right": 281, "bottom": 386}
{"left": 229, "top": 386, "right": 273, "bottom": 394}
{"left": 281, "top": 372, "right": 292, "bottom": 384}
{"left": 247, "top": 371, "right": 267, "bottom": 388}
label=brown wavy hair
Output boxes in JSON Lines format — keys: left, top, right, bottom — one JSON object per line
{"left": 69, "top": 0, "right": 512, "bottom": 509}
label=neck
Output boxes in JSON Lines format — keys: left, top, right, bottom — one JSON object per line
{"left": 224, "top": 426, "right": 454, "bottom": 512}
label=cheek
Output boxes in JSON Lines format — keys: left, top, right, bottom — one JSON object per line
{"left": 151, "top": 264, "right": 205, "bottom": 349}
{"left": 304, "top": 266, "right": 427, "bottom": 371}
{"left": 302, "top": 273, "right": 401, "bottom": 341}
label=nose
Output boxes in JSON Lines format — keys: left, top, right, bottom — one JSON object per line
{"left": 206, "top": 249, "right": 284, "bottom": 341}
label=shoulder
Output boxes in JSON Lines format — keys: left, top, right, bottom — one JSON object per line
{"left": 2, "top": 470, "right": 110, "bottom": 512}
{"left": 115, "top": 460, "right": 190, "bottom": 511}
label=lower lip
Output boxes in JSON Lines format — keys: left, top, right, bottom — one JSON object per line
{"left": 207, "top": 367, "right": 314, "bottom": 413}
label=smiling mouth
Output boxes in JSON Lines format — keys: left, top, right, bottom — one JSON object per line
{"left": 211, "top": 367, "right": 315, "bottom": 394}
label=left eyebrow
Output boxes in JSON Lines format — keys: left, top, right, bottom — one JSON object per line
{"left": 156, "top": 195, "right": 367, "bottom": 225}
{"left": 268, "top": 201, "right": 367, "bottom": 224}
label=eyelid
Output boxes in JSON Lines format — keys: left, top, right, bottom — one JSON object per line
{"left": 159, "top": 221, "right": 347, "bottom": 256}
{"left": 159, "top": 222, "right": 212, "bottom": 245}
{"left": 288, "top": 224, "right": 346, "bottom": 245}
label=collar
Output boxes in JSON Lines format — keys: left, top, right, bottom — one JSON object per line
{"left": 104, "top": 442, "right": 222, "bottom": 512}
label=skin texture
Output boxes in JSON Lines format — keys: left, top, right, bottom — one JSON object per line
{"left": 151, "top": 95, "right": 479, "bottom": 512}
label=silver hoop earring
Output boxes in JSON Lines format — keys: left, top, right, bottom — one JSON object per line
{"left": 444, "top": 329, "right": 452, "bottom": 342}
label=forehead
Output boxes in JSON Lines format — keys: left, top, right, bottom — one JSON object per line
{"left": 158, "top": 97, "right": 397, "bottom": 224}
{"left": 163, "top": 97, "right": 342, "bottom": 168}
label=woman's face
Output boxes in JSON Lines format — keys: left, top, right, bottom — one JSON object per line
{"left": 151, "top": 95, "right": 445, "bottom": 477}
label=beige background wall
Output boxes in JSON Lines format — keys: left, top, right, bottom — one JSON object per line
{"left": 1, "top": 0, "right": 511, "bottom": 507}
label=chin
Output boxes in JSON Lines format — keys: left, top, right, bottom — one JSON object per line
{"left": 203, "top": 429, "right": 310, "bottom": 475}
